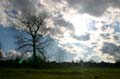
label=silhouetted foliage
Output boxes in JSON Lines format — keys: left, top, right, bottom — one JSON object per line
{"left": 0, "top": 58, "right": 120, "bottom": 68}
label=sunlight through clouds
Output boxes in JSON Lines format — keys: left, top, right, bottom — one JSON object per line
{"left": 1, "top": 0, "right": 120, "bottom": 63}
{"left": 69, "top": 14, "right": 91, "bottom": 36}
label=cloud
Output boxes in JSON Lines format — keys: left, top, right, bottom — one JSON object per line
{"left": 101, "top": 42, "right": 120, "bottom": 60}
{"left": 66, "top": 0, "right": 120, "bottom": 16}
{"left": 0, "top": 0, "right": 10, "bottom": 26}
{"left": 67, "top": 0, "right": 108, "bottom": 16}
{"left": 113, "top": 22, "right": 120, "bottom": 33}
{"left": 73, "top": 33, "right": 90, "bottom": 41}
{"left": 101, "top": 42, "right": 120, "bottom": 54}
{"left": 1, "top": 0, "right": 120, "bottom": 63}
{"left": 1, "top": 49, "right": 32, "bottom": 60}
{"left": 0, "top": 49, "right": 5, "bottom": 58}
{"left": 6, "top": 49, "right": 22, "bottom": 60}
{"left": 7, "top": 0, "right": 37, "bottom": 13}
{"left": 100, "top": 33, "right": 111, "bottom": 40}
{"left": 0, "top": 0, "right": 47, "bottom": 26}
{"left": 54, "top": 18, "right": 74, "bottom": 30}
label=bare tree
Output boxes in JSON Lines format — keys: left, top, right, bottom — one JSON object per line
{"left": 12, "top": 11, "right": 50, "bottom": 63}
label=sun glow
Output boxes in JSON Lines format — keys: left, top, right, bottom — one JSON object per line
{"left": 69, "top": 14, "right": 91, "bottom": 36}
{"left": 60, "top": 14, "right": 92, "bottom": 44}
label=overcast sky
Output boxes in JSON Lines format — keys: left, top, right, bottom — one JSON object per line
{"left": 1, "top": 0, "right": 120, "bottom": 63}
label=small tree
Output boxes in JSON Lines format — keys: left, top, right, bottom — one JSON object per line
{"left": 0, "top": 42, "right": 3, "bottom": 58}
{"left": 56, "top": 48, "right": 65, "bottom": 63}
{"left": 12, "top": 11, "right": 50, "bottom": 64}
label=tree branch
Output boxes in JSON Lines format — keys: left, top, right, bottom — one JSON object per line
{"left": 17, "top": 43, "right": 33, "bottom": 50}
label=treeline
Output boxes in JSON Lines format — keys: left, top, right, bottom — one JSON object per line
{"left": 0, "top": 58, "right": 120, "bottom": 68}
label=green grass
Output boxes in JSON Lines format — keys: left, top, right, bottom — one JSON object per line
{"left": 0, "top": 67, "right": 120, "bottom": 79}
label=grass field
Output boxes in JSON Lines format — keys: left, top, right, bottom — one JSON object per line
{"left": 0, "top": 67, "right": 120, "bottom": 79}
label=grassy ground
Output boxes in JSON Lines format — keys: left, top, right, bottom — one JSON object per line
{"left": 0, "top": 67, "right": 120, "bottom": 79}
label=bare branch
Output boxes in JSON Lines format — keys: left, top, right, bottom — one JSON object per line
{"left": 17, "top": 44, "right": 33, "bottom": 50}
{"left": 37, "top": 47, "right": 46, "bottom": 60}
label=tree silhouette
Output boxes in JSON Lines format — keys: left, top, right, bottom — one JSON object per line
{"left": 0, "top": 42, "right": 3, "bottom": 58}
{"left": 12, "top": 11, "right": 50, "bottom": 64}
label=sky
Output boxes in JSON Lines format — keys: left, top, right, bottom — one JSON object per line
{"left": 1, "top": 0, "right": 120, "bottom": 63}
{"left": 0, "top": 25, "right": 17, "bottom": 51}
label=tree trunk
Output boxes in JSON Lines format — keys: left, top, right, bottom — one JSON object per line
{"left": 33, "top": 37, "right": 37, "bottom": 65}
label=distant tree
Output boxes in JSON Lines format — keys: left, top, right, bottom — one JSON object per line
{"left": 12, "top": 11, "right": 50, "bottom": 64}
{"left": 56, "top": 48, "right": 65, "bottom": 63}
{"left": 0, "top": 42, "right": 2, "bottom": 49}
{"left": 0, "top": 42, "right": 3, "bottom": 58}
{"left": 0, "top": 51, "right": 2, "bottom": 58}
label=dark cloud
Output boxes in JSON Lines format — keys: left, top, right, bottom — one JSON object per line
{"left": 101, "top": 42, "right": 120, "bottom": 60}
{"left": 67, "top": 0, "right": 120, "bottom": 16}
{"left": 100, "top": 33, "right": 111, "bottom": 39}
{"left": 101, "top": 42, "right": 119, "bottom": 54}
{"left": 101, "top": 24, "right": 113, "bottom": 31}
{"left": 51, "top": 0, "right": 63, "bottom": 3}
{"left": 54, "top": 18, "right": 74, "bottom": 31}
{"left": 8, "top": 0, "right": 36, "bottom": 12}
{"left": 74, "top": 33, "right": 90, "bottom": 41}
{"left": 113, "top": 35, "right": 119, "bottom": 41}
{"left": 6, "top": 0, "right": 46, "bottom": 16}
{"left": 111, "top": 0, "right": 120, "bottom": 8}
